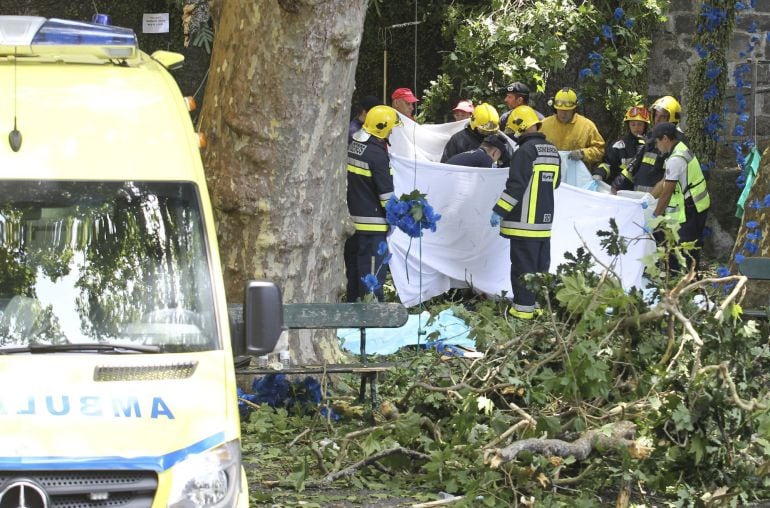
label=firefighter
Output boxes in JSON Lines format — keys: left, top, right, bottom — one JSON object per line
{"left": 650, "top": 122, "right": 710, "bottom": 273}
{"left": 344, "top": 105, "right": 402, "bottom": 301}
{"left": 592, "top": 105, "right": 650, "bottom": 183}
{"left": 539, "top": 87, "right": 605, "bottom": 169}
{"left": 611, "top": 96, "right": 685, "bottom": 194}
{"left": 491, "top": 106, "right": 561, "bottom": 320}
{"left": 441, "top": 102, "right": 500, "bottom": 162}
{"left": 445, "top": 133, "right": 507, "bottom": 168}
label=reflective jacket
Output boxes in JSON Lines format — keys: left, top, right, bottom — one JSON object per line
{"left": 441, "top": 125, "right": 485, "bottom": 163}
{"left": 616, "top": 128, "right": 687, "bottom": 192}
{"left": 539, "top": 113, "right": 605, "bottom": 166}
{"left": 593, "top": 133, "right": 645, "bottom": 183}
{"left": 346, "top": 136, "right": 394, "bottom": 234}
{"left": 665, "top": 141, "right": 710, "bottom": 223}
{"left": 493, "top": 132, "right": 561, "bottom": 239}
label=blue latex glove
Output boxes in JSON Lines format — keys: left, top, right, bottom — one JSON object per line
{"left": 490, "top": 212, "right": 501, "bottom": 227}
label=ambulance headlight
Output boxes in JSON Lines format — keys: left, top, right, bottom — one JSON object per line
{"left": 168, "top": 440, "right": 241, "bottom": 507}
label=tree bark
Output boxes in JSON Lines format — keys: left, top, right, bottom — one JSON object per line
{"left": 199, "top": 0, "right": 368, "bottom": 364}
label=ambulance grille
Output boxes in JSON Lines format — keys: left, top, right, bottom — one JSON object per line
{"left": 0, "top": 470, "right": 157, "bottom": 507}
{"left": 94, "top": 361, "right": 198, "bottom": 381}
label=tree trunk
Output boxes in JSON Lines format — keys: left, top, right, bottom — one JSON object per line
{"left": 199, "top": 0, "right": 368, "bottom": 364}
{"left": 730, "top": 147, "right": 770, "bottom": 308}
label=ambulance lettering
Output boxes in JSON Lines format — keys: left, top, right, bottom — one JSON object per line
{"left": 0, "top": 396, "right": 175, "bottom": 419}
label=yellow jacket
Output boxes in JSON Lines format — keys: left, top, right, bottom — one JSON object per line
{"left": 539, "top": 113, "right": 605, "bottom": 166}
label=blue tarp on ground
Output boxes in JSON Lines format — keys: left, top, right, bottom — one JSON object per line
{"left": 338, "top": 308, "right": 475, "bottom": 356}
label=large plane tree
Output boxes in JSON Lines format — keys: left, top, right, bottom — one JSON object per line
{"left": 199, "top": 0, "right": 369, "bottom": 364}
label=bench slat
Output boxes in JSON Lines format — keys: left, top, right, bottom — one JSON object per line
{"left": 236, "top": 362, "right": 394, "bottom": 375}
{"left": 283, "top": 303, "right": 408, "bottom": 329}
{"left": 739, "top": 257, "right": 770, "bottom": 281}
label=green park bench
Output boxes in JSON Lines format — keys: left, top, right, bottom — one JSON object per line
{"left": 231, "top": 302, "right": 408, "bottom": 405}
{"left": 738, "top": 256, "right": 770, "bottom": 321}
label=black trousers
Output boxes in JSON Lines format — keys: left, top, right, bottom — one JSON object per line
{"left": 671, "top": 204, "right": 708, "bottom": 274}
{"left": 509, "top": 238, "right": 550, "bottom": 308}
{"left": 344, "top": 232, "right": 388, "bottom": 302}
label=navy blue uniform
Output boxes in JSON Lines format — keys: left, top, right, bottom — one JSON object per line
{"left": 493, "top": 132, "right": 561, "bottom": 318}
{"left": 345, "top": 136, "right": 394, "bottom": 301}
{"left": 441, "top": 126, "right": 485, "bottom": 163}
{"left": 445, "top": 148, "right": 495, "bottom": 168}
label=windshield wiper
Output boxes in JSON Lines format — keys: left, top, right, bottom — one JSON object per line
{"left": 0, "top": 343, "right": 161, "bottom": 354}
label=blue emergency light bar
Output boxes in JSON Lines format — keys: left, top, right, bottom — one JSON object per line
{"left": 0, "top": 16, "right": 137, "bottom": 59}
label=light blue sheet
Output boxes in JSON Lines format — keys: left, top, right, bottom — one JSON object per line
{"left": 338, "top": 308, "right": 475, "bottom": 356}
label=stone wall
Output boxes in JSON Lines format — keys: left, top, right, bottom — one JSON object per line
{"left": 649, "top": 1, "right": 770, "bottom": 150}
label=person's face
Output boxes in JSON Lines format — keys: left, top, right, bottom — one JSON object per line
{"left": 628, "top": 120, "right": 647, "bottom": 137}
{"left": 453, "top": 110, "right": 472, "bottom": 122}
{"left": 393, "top": 98, "right": 414, "bottom": 117}
{"left": 556, "top": 108, "right": 574, "bottom": 123}
{"left": 655, "top": 135, "right": 673, "bottom": 154}
{"left": 504, "top": 93, "right": 524, "bottom": 110}
{"left": 653, "top": 108, "right": 670, "bottom": 125}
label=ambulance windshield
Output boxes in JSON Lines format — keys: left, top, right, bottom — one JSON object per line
{"left": 0, "top": 180, "right": 218, "bottom": 352}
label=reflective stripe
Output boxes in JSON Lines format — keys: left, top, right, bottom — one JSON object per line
{"left": 354, "top": 223, "right": 389, "bottom": 232}
{"left": 635, "top": 185, "right": 653, "bottom": 193}
{"left": 348, "top": 157, "right": 369, "bottom": 169}
{"left": 621, "top": 167, "right": 634, "bottom": 182}
{"left": 501, "top": 220, "right": 551, "bottom": 231}
{"left": 529, "top": 163, "right": 558, "bottom": 223}
{"left": 500, "top": 226, "right": 552, "bottom": 238}
{"left": 351, "top": 216, "right": 387, "bottom": 224}
{"left": 642, "top": 153, "right": 657, "bottom": 165}
{"left": 496, "top": 192, "right": 517, "bottom": 212}
{"left": 512, "top": 302, "right": 535, "bottom": 312}
{"left": 347, "top": 164, "right": 371, "bottom": 177}
{"left": 691, "top": 187, "right": 708, "bottom": 204}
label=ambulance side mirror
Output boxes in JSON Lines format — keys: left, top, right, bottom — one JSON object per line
{"left": 151, "top": 50, "right": 185, "bottom": 70}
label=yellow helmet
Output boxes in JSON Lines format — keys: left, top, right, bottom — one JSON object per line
{"left": 469, "top": 103, "right": 500, "bottom": 134}
{"left": 553, "top": 87, "right": 578, "bottom": 110}
{"left": 362, "top": 105, "right": 402, "bottom": 139}
{"left": 505, "top": 105, "right": 541, "bottom": 135}
{"left": 623, "top": 105, "right": 651, "bottom": 124}
{"left": 651, "top": 96, "right": 681, "bottom": 124}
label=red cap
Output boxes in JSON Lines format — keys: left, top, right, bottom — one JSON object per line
{"left": 453, "top": 100, "right": 474, "bottom": 113}
{"left": 391, "top": 87, "right": 419, "bottom": 103}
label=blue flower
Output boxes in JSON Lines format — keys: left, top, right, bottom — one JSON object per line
{"left": 746, "top": 220, "right": 759, "bottom": 229}
{"left": 734, "top": 124, "right": 745, "bottom": 136}
{"left": 739, "top": 112, "right": 750, "bottom": 122}
{"left": 377, "top": 240, "right": 388, "bottom": 256}
{"left": 735, "top": 253, "right": 746, "bottom": 264}
{"left": 590, "top": 61, "right": 602, "bottom": 75}
{"left": 695, "top": 43, "right": 708, "bottom": 58}
{"left": 736, "top": 2, "right": 746, "bottom": 11}
{"left": 716, "top": 266, "right": 730, "bottom": 277}
{"left": 699, "top": 5, "right": 727, "bottom": 33}
{"left": 736, "top": 174, "right": 746, "bottom": 186}
{"left": 579, "top": 68, "right": 592, "bottom": 79}
{"left": 705, "top": 61, "right": 722, "bottom": 80}
{"left": 625, "top": 18, "right": 635, "bottom": 29}
{"left": 749, "top": 198, "right": 762, "bottom": 210}
{"left": 588, "top": 51, "right": 602, "bottom": 62}
{"left": 593, "top": 36, "right": 600, "bottom": 46}
{"left": 601, "top": 24, "right": 614, "bottom": 40}
{"left": 744, "top": 242, "right": 759, "bottom": 255}
{"left": 703, "top": 84, "right": 718, "bottom": 101}
{"left": 763, "top": 194, "right": 770, "bottom": 207}
{"left": 361, "top": 273, "right": 381, "bottom": 293}
{"left": 613, "top": 7, "right": 625, "bottom": 20}
{"left": 747, "top": 232, "right": 760, "bottom": 241}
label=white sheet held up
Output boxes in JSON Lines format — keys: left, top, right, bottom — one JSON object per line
{"left": 385, "top": 116, "right": 655, "bottom": 307}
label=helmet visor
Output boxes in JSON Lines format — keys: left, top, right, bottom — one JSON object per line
{"left": 553, "top": 99, "right": 576, "bottom": 109}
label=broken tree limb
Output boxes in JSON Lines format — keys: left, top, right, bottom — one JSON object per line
{"left": 310, "top": 446, "right": 431, "bottom": 487}
{"left": 485, "top": 421, "right": 637, "bottom": 468}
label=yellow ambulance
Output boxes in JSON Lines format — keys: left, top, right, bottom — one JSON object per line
{"left": 0, "top": 16, "right": 281, "bottom": 507}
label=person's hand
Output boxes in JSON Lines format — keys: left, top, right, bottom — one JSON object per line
{"left": 490, "top": 212, "right": 501, "bottom": 227}
{"left": 568, "top": 149, "right": 583, "bottom": 160}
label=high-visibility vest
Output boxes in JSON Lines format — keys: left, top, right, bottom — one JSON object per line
{"left": 665, "top": 142, "right": 710, "bottom": 223}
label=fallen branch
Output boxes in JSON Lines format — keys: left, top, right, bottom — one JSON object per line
{"left": 485, "top": 420, "right": 637, "bottom": 468}
{"left": 310, "top": 446, "right": 431, "bottom": 487}
{"left": 698, "top": 363, "right": 769, "bottom": 411}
